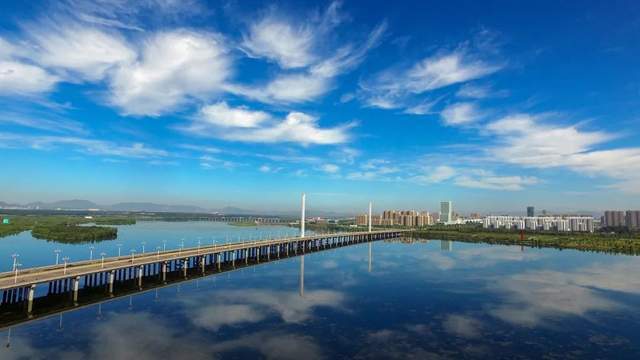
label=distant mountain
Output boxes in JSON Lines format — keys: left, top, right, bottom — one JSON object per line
{"left": 109, "top": 202, "right": 209, "bottom": 213}
{"left": 1, "top": 199, "right": 353, "bottom": 217}
{"left": 219, "top": 206, "right": 258, "bottom": 215}
{"left": 25, "top": 199, "right": 101, "bottom": 210}
{"left": 0, "top": 201, "right": 21, "bottom": 208}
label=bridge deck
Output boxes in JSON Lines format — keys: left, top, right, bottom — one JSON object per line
{"left": 0, "top": 230, "right": 405, "bottom": 290}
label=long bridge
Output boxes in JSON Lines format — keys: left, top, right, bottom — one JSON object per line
{"left": 0, "top": 229, "right": 405, "bottom": 325}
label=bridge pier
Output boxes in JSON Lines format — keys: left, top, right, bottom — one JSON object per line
{"left": 162, "top": 261, "right": 167, "bottom": 282}
{"left": 182, "top": 259, "right": 188, "bottom": 278}
{"left": 73, "top": 277, "right": 79, "bottom": 304}
{"left": 27, "top": 285, "right": 35, "bottom": 316}
{"left": 137, "top": 266, "right": 143, "bottom": 288}
{"left": 108, "top": 270, "right": 115, "bottom": 295}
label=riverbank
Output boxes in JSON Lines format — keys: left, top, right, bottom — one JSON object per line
{"left": 410, "top": 228, "right": 640, "bottom": 255}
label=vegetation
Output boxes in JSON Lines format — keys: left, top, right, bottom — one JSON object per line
{"left": 0, "top": 214, "right": 130, "bottom": 242}
{"left": 94, "top": 217, "right": 136, "bottom": 225}
{"left": 32, "top": 224, "right": 117, "bottom": 243}
{"left": 410, "top": 225, "right": 640, "bottom": 256}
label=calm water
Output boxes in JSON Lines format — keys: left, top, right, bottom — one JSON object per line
{"left": 2, "top": 222, "right": 640, "bottom": 359}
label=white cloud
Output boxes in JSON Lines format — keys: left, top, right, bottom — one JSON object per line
{"left": 403, "top": 97, "right": 441, "bottom": 115}
{"left": 0, "top": 132, "right": 167, "bottom": 159}
{"left": 408, "top": 164, "right": 537, "bottom": 190}
{"left": 319, "top": 163, "right": 339, "bottom": 173}
{"left": 241, "top": 15, "right": 317, "bottom": 69}
{"left": 0, "top": 110, "right": 87, "bottom": 134}
{"left": 456, "top": 83, "right": 507, "bottom": 99}
{"left": 411, "top": 165, "right": 456, "bottom": 183}
{"left": 198, "top": 102, "right": 270, "bottom": 128}
{"left": 454, "top": 174, "right": 539, "bottom": 191}
{"left": 259, "top": 164, "right": 272, "bottom": 172}
{"left": 485, "top": 113, "right": 640, "bottom": 193}
{"left": 231, "top": 18, "right": 386, "bottom": 104}
{"left": 347, "top": 159, "right": 400, "bottom": 181}
{"left": 240, "top": 1, "right": 344, "bottom": 69}
{"left": 110, "top": 29, "right": 231, "bottom": 116}
{"left": 440, "top": 102, "right": 482, "bottom": 125}
{"left": 406, "top": 52, "right": 501, "bottom": 93}
{"left": 360, "top": 48, "right": 502, "bottom": 110}
{"left": 229, "top": 72, "right": 329, "bottom": 103}
{"left": 26, "top": 22, "right": 136, "bottom": 81}
{"left": 185, "top": 108, "right": 353, "bottom": 145}
{"left": 0, "top": 60, "right": 59, "bottom": 95}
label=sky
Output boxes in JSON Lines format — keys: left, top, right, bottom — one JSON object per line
{"left": 0, "top": 0, "right": 639, "bottom": 214}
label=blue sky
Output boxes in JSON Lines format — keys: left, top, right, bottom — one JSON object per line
{"left": 0, "top": 0, "right": 639, "bottom": 214}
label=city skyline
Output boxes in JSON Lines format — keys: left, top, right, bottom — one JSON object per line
{"left": 1, "top": 1, "right": 640, "bottom": 212}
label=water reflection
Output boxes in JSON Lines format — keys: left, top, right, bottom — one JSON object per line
{"left": 1, "top": 237, "right": 640, "bottom": 358}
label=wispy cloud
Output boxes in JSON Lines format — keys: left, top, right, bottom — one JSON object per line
{"left": 456, "top": 83, "right": 508, "bottom": 99}
{"left": 183, "top": 104, "right": 354, "bottom": 145}
{"left": 454, "top": 173, "right": 539, "bottom": 191}
{"left": 0, "top": 37, "right": 59, "bottom": 95}
{"left": 319, "top": 163, "right": 340, "bottom": 174}
{"left": 110, "top": 30, "right": 231, "bottom": 116}
{"left": 0, "top": 132, "right": 167, "bottom": 159}
{"left": 0, "top": 110, "right": 87, "bottom": 134}
{"left": 23, "top": 20, "right": 136, "bottom": 81}
{"left": 440, "top": 102, "right": 483, "bottom": 125}
{"left": 359, "top": 36, "right": 503, "bottom": 112}
{"left": 484, "top": 113, "right": 640, "bottom": 193}
{"left": 229, "top": 4, "right": 386, "bottom": 104}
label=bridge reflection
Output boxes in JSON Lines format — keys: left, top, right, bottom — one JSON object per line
{"left": 0, "top": 231, "right": 401, "bottom": 330}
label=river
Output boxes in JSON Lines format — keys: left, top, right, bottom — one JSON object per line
{"left": 1, "top": 221, "right": 639, "bottom": 358}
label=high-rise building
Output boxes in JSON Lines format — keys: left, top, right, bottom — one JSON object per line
{"left": 604, "top": 211, "right": 626, "bottom": 228}
{"left": 355, "top": 214, "right": 368, "bottom": 226}
{"left": 626, "top": 210, "right": 640, "bottom": 230}
{"left": 527, "top": 206, "right": 535, "bottom": 217}
{"left": 440, "top": 201, "right": 452, "bottom": 223}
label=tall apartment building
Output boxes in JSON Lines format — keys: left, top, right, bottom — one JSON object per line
{"left": 625, "top": 210, "right": 640, "bottom": 230}
{"left": 359, "top": 210, "right": 433, "bottom": 227}
{"left": 355, "top": 214, "right": 368, "bottom": 226}
{"left": 440, "top": 201, "right": 452, "bottom": 223}
{"left": 603, "top": 210, "right": 625, "bottom": 227}
{"left": 527, "top": 206, "right": 535, "bottom": 217}
{"left": 603, "top": 210, "right": 638, "bottom": 228}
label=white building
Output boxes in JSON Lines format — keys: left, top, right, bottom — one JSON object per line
{"left": 483, "top": 215, "right": 594, "bottom": 233}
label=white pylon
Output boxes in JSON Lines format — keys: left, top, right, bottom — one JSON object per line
{"left": 368, "top": 201, "right": 372, "bottom": 233}
{"left": 301, "top": 193, "right": 306, "bottom": 238}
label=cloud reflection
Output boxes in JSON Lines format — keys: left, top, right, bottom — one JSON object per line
{"left": 177, "top": 288, "right": 345, "bottom": 331}
{"left": 488, "top": 259, "right": 640, "bottom": 327}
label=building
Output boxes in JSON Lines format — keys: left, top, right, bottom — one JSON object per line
{"left": 603, "top": 210, "right": 627, "bottom": 228}
{"left": 358, "top": 210, "right": 433, "bottom": 227}
{"left": 2, "top": 217, "right": 9, "bottom": 225}
{"left": 527, "top": 206, "right": 535, "bottom": 217}
{"left": 440, "top": 201, "right": 452, "bottom": 224}
{"left": 483, "top": 215, "right": 594, "bottom": 233}
{"left": 355, "top": 214, "right": 368, "bottom": 226}
{"left": 626, "top": 211, "right": 640, "bottom": 230}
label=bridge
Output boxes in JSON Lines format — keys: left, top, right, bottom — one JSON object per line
{"left": 0, "top": 229, "right": 405, "bottom": 322}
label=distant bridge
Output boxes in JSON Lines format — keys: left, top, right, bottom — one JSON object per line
{"left": 0, "top": 229, "right": 406, "bottom": 325}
